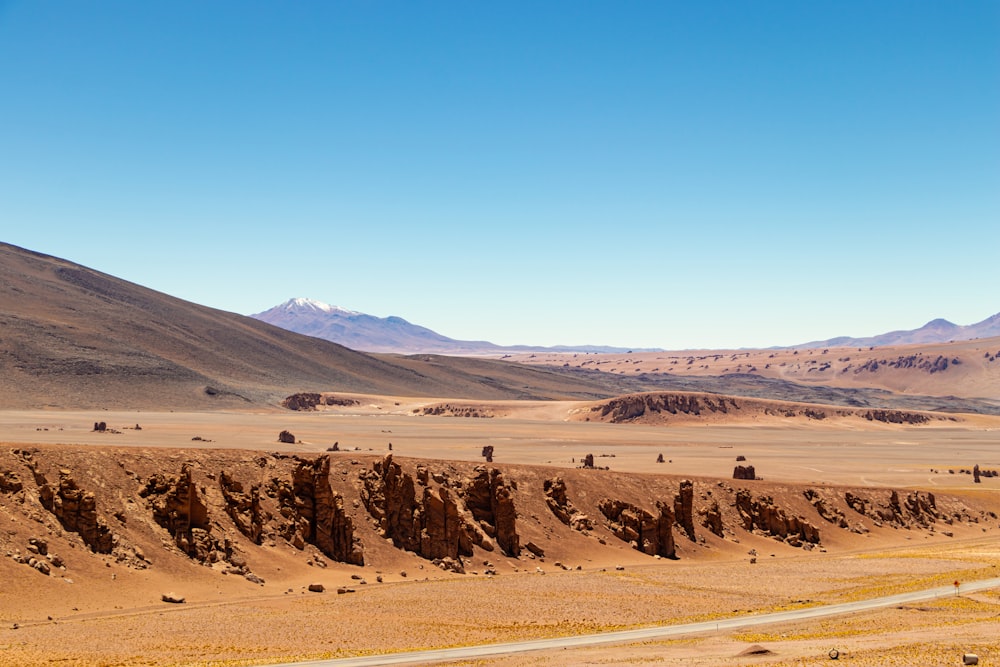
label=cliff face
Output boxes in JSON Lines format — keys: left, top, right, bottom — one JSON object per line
{"left": 1, "top": 445, "right": 996, "bottom": 588}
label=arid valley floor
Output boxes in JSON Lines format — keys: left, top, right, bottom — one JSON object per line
{"left": 2, "top": 241, "right": 999, "bottom": 665}
{"left": 2, "top": 395, "right": 999, "bottom": 667}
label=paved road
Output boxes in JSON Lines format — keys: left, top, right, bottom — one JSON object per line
{"left": 273, "top": 577, "right": 1000, "bottom": 667}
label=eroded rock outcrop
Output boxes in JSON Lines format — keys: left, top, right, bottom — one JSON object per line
{"left": 361, "top": 454, "right": 474, "bottom": 569}
{"left": 543, "top": 477, "right": 593, "bottom": 531}
{"left": 463, "top": 466, "right": 519, "bottom": 557}
{"left": 140, "top": 464, "right": 219, "bottom": 560}
{"left": 37, "top": 469, "right": 114, "bottom": 553}
{"left": 219, "top": 471, "right": 265, "bottom": 545}
{"left": 863, "top": 410, "right": 929, "bottom": 425}
{"left": 594, "top": 393, "right": 740, "bottom": 423}
{"left": 0, "top": 469, "right": 23, "bottom": 494}
{"left": 281, "top": 393, "right": 360, "bottom": 411}
{"left": 279, "top": 456, "right": 364, "bottom": 565}
{"left": 699, "top": 500, "right": 724, "bottom": 537}
{"left": 673, "top": 480, "right": 696, "bottom": 541}
{"left": 735, "top": 490, "right": 820, "bottom": 546}
{"left": 733, "top": 465, "right": 756, "bottom": 480}
{"left": 845, "top": 490, "right": 942, "bottom": 528}
{"left": 598, "top": 498, "right": 676, "bottom": 558}
{"left": 804, "top": 489, "right": 848, "bottom": 528}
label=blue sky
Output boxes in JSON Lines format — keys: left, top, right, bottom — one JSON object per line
{"left": 2, "top": 2, "right": 997, "bottom": 349}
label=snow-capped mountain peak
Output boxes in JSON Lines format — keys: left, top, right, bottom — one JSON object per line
{"left": 281, "top": 298, "right": 359, "bottom": 316}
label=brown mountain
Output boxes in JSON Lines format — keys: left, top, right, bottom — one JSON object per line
{"left": 0, "top": 243, "right": 620, "bottom": 409}
{"left": 4, "top": 242, "right": 998, "bottom": 415}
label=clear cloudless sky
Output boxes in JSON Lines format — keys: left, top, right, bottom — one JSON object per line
{"left": 1, "top": 1, "right": 998, "bottom": 349}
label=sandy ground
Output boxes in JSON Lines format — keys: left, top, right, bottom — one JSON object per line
{"left": 3, "top": 402, "right": 998, "bottom": 489}
{"left": 2, "top": 403, "right": 999, "bottom": 666}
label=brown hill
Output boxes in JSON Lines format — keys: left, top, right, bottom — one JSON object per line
{"left": 0, "top": 243, "right": 623, "bottom": 409}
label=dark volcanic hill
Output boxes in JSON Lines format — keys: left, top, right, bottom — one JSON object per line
{"left": 0, "top": 243, "right": 625, "bottom": 409}
{"left": 251, "top": 297, "right": 658, "bottom": 355}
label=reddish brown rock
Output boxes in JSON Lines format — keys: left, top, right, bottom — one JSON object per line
{"left": 463, "top": 467, "right": 519, "bottom": 557}
{"left": 735, "top": 490, "right": 820, "bottom": 545}
{"left": 845, "top": 490, "right": 942, "bottom": 528}
{"left": 804, "top": 489, "right": 848, "bottom": 528}
{"left": 598, "top": 498, "right": 676, "bottom": 558}
{"left": 733, "top": 465, "right": 756, "bottom": 480}
{"left": 700, "top": 500, "right": 724, "bottom": 537}
{"left": 673, "top": 479, "right": 696, "bottom": 541}
{"left": 37, "top": 469, "right": 114, "bottom": 554}
{"left": 543, "top": 477, "right": 592, "bottom": 531}
{"left": 219, "top": 471, "right": 264, "bottom": 544}
{"left": 361, "top": 454, "right": 474, "bottom": 569}
{"left": 276, "top": 456, "right": 364, "bottom": 565}
{"left": 140, "top": 463, "right": 215, "bottom": 560}
{"left": 277, "top": 430, "right": 296, "bottom": 444}
{"left": 282, "top": 393, "right": 323, "bottom": 411}
{"left": 0, "top": 470, "right": 23, "bottom": 494}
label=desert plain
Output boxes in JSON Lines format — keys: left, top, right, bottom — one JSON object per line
{"left": 2, "top": 391, "right": 1000, "bottom": 667}
{"left": 2, "top": 241, "right": 1000, "bottom": 666}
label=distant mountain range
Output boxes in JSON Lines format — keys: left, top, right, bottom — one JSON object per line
{"left": 798, "top": 313, "right": 1000, "bottom": 349}
{"left": 253, "top": 298, "right": 1000, "bottom": 355}
{"left": 251, "top": 298, "right": 660, "bottom": 355}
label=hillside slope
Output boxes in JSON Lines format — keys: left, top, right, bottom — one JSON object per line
{"left": 0, "top": 243, "right": 618, "bottom": 409}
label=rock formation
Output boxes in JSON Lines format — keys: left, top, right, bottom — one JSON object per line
{"left": 735, "top": 490, "right": 820, "bottom": 546}
{"left": 594, "top": 393, "right": 740, "bottom": 423}
{"left": 862, "top": 410, "right": 929, "bottom": 425}
{"left": 804, "top": 489, "right": 848, "bottom": 528}
{"left": 543, "top": 477, "right": 593, "bottom": 531}
{"left": 673, "top": 480, "right": 696, "bottom": 541}
{"left": 281, "top": 393, "right": 360, "bottom": 411}
{"left": 582, "top": 454, "right": 595, "bottom": 469}
{"left": 140, "top": 464, "right": 218, "bottom": 560}
{"left": 699, "top": 500, "right": 724, "bottom": 537}
{"left": 0, "top": 469, "right": 23, "bottom": 494}
{"left": 462, "top": 466, "right": 519, "bottom": 556}
{"left": 219, "top": 471, "right": 264, "bottom": 544}
{"left": 733, "top": 465, "right": 756, "bottom": 480}
{"left": 360, "top": 454, "right": 475, "bottom": 570}
{"left": 598, "top": 498, "right": 676, "bottom": 558}
{"left": 278, "top": 430, "right": 296, "bottom": 444}
{"left": 276, "top": 456, "right": 364, "bottom": 565}
{"left": 844, "top": 490, "right": 943, "bottom": 528}
{"left": 36, "top": 469, "right": 114, "bottom": 553}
